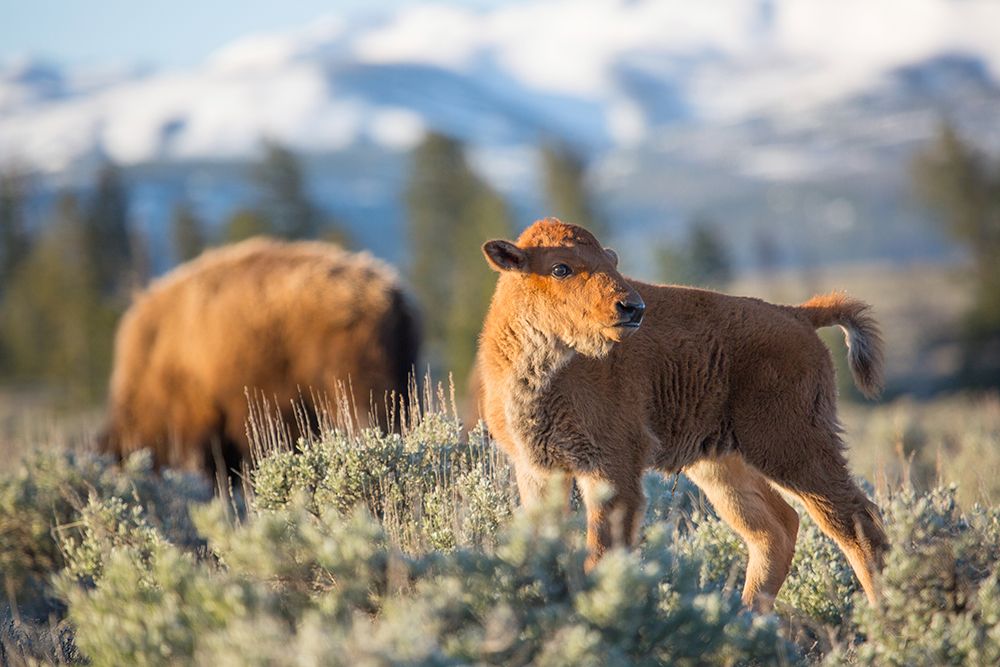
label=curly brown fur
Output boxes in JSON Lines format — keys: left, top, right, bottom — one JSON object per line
{"left": 100, "top": 237, "right": 420, "bottom": 478}
{"left": 478, "top": 218, "right": 887, "bottom": 610}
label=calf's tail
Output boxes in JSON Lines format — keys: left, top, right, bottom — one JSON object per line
{"left": 796, "top": 292, "right": 884, "bottom": 399}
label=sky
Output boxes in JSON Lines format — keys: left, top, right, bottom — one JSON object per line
{"left": 0, "top": 0, "right": 509, "bottom": 69}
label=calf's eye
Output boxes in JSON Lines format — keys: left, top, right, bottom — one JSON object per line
{"left": 551, "top": 263, "right": 572, "bottom": 279}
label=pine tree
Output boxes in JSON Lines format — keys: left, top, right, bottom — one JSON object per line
{"left": 406, "top": 133, "right": 513, "bottom": 383}
{"left": 253, "top": 140, "right": 317, "bottom": 239}
{"left": 913, "top": 122, "right": 1000, "bottom": 387}
{"left": 225, "top": 140, "right": 348, "bottom": 244}
{"left": 252, "top": 140, "right": 350, "bottom": 241}
{"left": 657, "top": 217, "right": 733, "bottom": 289}
{"left": 0, "top": 167, "right": 33, "bottom": 377}
{"left": 407, "top": 134, "right": 471, "bottom": 347}
{"left": 687, "top": 218, "right": 733, "bottom": 288}
{"left": 0, "top": 167, "right": 31, "bottom": 293}
{"left": 171, "top": 201, "right": 205, "bottom": 263}
{"left": 83, "top": 162, "right": 133, "bottom": 296}
{"left": 2, "top": 194, "right": 118, "bottom": 403}
{"left": 753, "top": 228, "right": 781, "bottom": 277}
{"left": 444, "top": 180, "right": 512, "bottom": 383}
{"left": 541, "top": 142, "right": 605, "bottom": 239}
{"left": 224, "top": 208, "right": 273, "bottom": 244}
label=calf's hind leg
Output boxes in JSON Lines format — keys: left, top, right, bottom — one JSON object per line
{"left": 752, "top": 431, "right": 887, "bottom": 604}
{"left": 685, "top": 454, "right": 800, "bottom": 611}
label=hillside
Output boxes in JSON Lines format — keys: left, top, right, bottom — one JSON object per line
{"left": 2, "top": 0, "right": 999, "bottom": 269}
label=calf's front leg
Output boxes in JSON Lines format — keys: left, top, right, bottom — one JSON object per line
{"left": 511, "top": 455, "right": 573, "bottom": 510}
{"left": 576, "top": 472, "right": 646, "bottom": 571}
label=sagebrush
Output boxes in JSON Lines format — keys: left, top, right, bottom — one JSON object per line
{"left": 3, "top": 394, "right": 1000, "bottom": 665}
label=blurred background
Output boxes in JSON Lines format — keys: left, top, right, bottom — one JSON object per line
{"left": 1, "top": 0, "right": 999, "bottom": 426}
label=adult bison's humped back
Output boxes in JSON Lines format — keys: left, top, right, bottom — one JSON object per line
{"left": 100, "top": 238, "right": 420, "bottom": 476}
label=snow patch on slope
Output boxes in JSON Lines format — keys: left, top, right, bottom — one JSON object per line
{"left": 2, "top": 0, "right": 1000, "bottom": 172}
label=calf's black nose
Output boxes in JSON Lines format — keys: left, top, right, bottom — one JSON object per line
{"left": 616, "top": 299, "right": 646, "bottom": 325}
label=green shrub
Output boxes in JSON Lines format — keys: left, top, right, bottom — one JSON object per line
{"left": 59, "top": 491, "right": 798, "bottom": 666}
{"left": 828, "top": 486, "right": 1000, "bottom": 665}
{"left": 669, "top": 490, "right": 861, "bottom": 636}
{"left": 0, "top": 448, "right": 209, "bottom": 664}
{"left": 0, "top": 448, "right": 209, "bottom": 614}
{"left": 60, "top": 541, "right": 273, "bottom": 666}
{"left": 252, "top": 418, "right": 513, "bottom": 553}
{"left": 12, "top": 395, "right": 1000, "bottom": 665}
{"left": 780, "top": 516, "right": 859, "bottom": 629}
{"left": 60, "top": 495, "right": 163, "bottom": 585}
{"left": 672, "top": 510, "right": 747, "bottom": 595}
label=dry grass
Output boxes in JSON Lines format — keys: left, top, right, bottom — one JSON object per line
{"left": 0, "top": 390, "right": 101, "bottom": 465}
{"left": 843, "top": 393, "right": 1000, "bottom": 506}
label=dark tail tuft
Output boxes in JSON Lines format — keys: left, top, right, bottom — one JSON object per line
{"left": 798, "top": 292, "right": 885, "bottom": 399}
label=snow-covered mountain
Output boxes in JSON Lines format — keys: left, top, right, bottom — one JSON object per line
{"left": 2, "top": 0, "right": 999, "bottom": 270}
{"left": 4, "top": 0, "right": 999, "bottom": 171}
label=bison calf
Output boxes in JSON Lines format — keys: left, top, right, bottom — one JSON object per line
{"left": 101, "top": 238, "right": 419, "bottom": 478}
{"left": 477, "top": 218, "right": 887, "bottom": 611}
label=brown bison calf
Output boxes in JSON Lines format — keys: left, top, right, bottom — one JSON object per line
{"left": 477, "top": 218, "right": 887, "bottom": 611}
{"left": 101, "top": 238, "right": 419, "bottom": 478}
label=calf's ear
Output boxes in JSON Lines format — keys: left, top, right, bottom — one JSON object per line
{"left": 604, "top": 247, "right": 618, "bottom": 266}
{"left": 482, "top": 240, "right": 528, "bottom": 272}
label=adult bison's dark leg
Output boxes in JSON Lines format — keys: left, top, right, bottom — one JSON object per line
{"left": 383, "top": 288, "right": 421, "bottom": 432}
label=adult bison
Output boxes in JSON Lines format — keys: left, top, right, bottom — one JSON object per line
{"left": 477, "top": 218, "right": 887, "bottom": 611}
{"left": 100, "top": 238, "right": 419, "bottom": 478}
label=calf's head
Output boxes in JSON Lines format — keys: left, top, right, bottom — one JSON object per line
{"left": 482, "top": 218, "right": 644, "bottom": 358}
